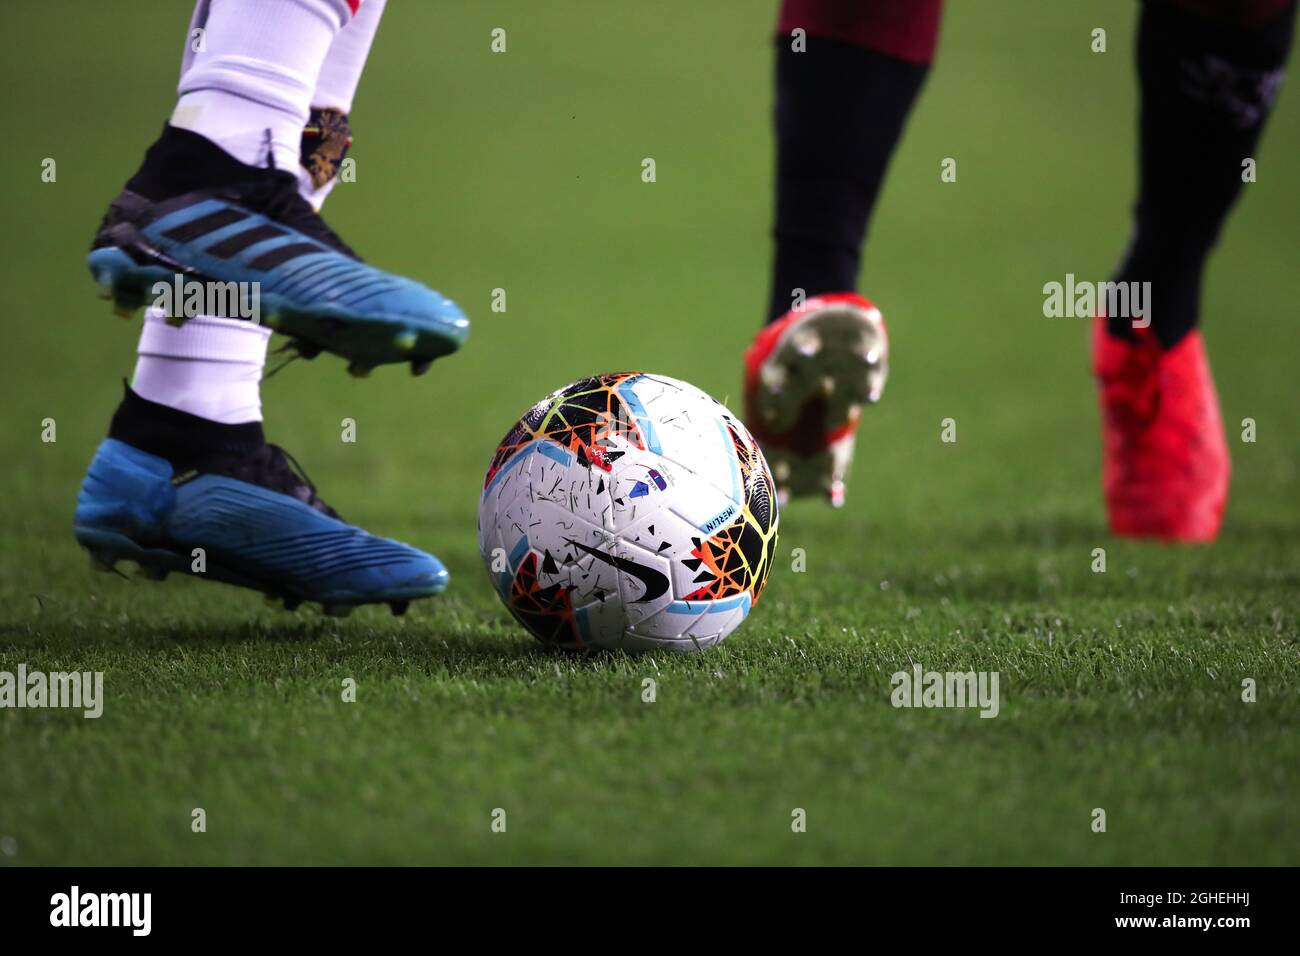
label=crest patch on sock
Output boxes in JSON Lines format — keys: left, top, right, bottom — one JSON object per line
{"left": 300, "top": 108, "right": 353, "bottom": 190}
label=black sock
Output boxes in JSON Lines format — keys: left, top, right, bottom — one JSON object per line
{"left": 768, "top": 37, "right": 929, "bottom": 322}
{"left": 1110, "top": 0, "right": 1296, "bottom": 347}
{"left": 124, "top": 123, "right": 283, "bottom": 203}
{"left": 108, "top": 384, "right": 265, "bottom": 470}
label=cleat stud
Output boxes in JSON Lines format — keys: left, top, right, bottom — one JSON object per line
{"left": 347, "top": 362, "right": 372, "bottom": 378}
{"left": 389, "top": 600, "right": 410, "bottom": 617}
{"left": 89, "top": 553, "right": 116, "bottom": 573}
{"left": 163, "top": 314, "right": 187, "bottom": 328}
{"left": 791, "top": 328, "right": 821, "bottom": 358}
{"left": 111, "top": 286, "right": 146, "bottom": 317}
{"left": 394, "top": 330, "right": 418, "bottom": 351}
{"left": 138, "top": 565, "right": 169, "bottom": 582}
{"left": 283, "top": 596, "right": 303, "bottom": 612}
{"left": 827, "top": 481, "right": 846, "bottom": 508}
{"left": 759, "top": 364, "right": 786, "bottom": 391}
{"left": 295, "top": 341, "right": 321, "bottom": 360}
{"left": 411, "top": 359, "right": 433, "bottom": 377}
{"left": 321, "top": 603, "right": 353, "bottom": 618}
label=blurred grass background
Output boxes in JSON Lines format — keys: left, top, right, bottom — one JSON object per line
{"left": 0, "top": 1, "right": 1296, "bottom": 864}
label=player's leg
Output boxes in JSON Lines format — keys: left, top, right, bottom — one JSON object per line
{"left": 297, "top": 0, "right": 385, "bottom": 211}
{"left": 89, "top": 0, "right": 466, "bottom": 376}
{"left": 745, "top": 0, "right": 942, "bottom": 506}
{"left": 76, "top": 0, "right": 448, "bottom": 614}
{"left": 1095, "top": 0, "right": 1296, "bottom": 541}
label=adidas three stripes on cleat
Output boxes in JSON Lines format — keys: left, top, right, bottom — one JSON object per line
{"left": 88, "top": 125, "right": 468, "bottom": 377}
{"left": 74, "top": 436, "right": 449, "bottom": 616}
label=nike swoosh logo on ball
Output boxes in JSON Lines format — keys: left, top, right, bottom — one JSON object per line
{"left": 568, "top": 539, "right": 669, "bottom": 603}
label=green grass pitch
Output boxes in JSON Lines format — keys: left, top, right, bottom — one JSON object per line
{"left": 1, "top": 1, "right": 1297, "bottom": 865}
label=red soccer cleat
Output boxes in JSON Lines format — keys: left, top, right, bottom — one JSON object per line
{"left": 1093, "top": 317, "right": 1230, "bottom": 542}
{"left": 744, "top": 292, "right": 888, "bottom": 507}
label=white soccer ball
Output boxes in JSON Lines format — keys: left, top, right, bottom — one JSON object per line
{"left": 478, "top": 372, "right": 780, "bottom": 652}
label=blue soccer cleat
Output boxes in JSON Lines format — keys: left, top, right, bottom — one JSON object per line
{"left": 88, "top": 124, "right": 468, "bottom": 377}
{"left": 74, "top": 437, "right": 448, "bottom": 616}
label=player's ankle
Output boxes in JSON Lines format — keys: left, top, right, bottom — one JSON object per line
{"left": 108, "top": 385, "right": 265, "bottom": 471}
{"left": 123, "top": 123, "right": 281, "bottom": 202}
{"left": 170, "top": 88, "right": 303, "bottom": 172}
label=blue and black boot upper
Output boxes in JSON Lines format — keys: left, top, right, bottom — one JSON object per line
{"left": 89, "top": 123, "right": 467, "bottom": 377}
{"left": 74, "top": 387, "right": 448, "bottom": 615}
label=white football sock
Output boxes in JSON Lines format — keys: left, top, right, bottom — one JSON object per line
{"left": 172, "top": 0, "right": 356, "bottom": 170}
{"left": 142, "top": 1, "right": 372, "bottom": 425}
{"left": 131, "top": 309, "right": 271, "bottom": 424}
{"left": 313, "top": 0, "right": 384, "bottom": 114}
{"left": 298, "top": 0, "right": 386, "bottom": 207}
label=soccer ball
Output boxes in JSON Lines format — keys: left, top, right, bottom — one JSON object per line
{"left": 478, "top": 372, "right": 779, "bottom": 652}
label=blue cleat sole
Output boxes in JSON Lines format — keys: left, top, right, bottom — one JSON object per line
{"left": 75, "top": 525, "right": 444, "bottom": 617}
{"left": 88, "top": 244, "right": 468, "bottom": 378}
